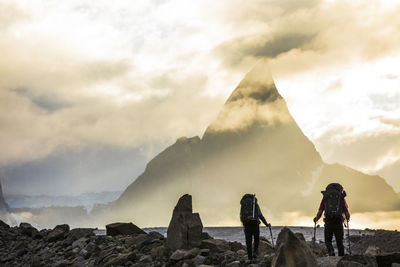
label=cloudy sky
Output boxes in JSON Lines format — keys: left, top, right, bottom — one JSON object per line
{"left": 1, "top": 0, "right": 399, "bottom": 195}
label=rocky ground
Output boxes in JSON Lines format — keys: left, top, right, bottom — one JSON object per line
{"left": 2, "top": 220, "right": 400, "bottom": 267}
{"left": 0, "top": 219, "right": 271, "bottom": 266}
{"left": 0, "top": 221, "right": 400, "bottom": 267}
{"left": 1, "top": 194, "right": 400, "bottom": 267}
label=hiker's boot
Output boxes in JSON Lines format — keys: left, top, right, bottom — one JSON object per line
{"left": 253, "top": 249, "right": 258, "bottom": 259}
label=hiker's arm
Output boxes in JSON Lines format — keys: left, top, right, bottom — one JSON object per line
{"left": 240, "top": 206, "right": 244, "bottom": 224}
{"left": 257, "top": 205, "right": 270, "bottom": 227}
{"left": 313, "top": 201, "right": 324, "bottom": 223}
{"left": 343, "top": 199, "right": 350, "bottom": 221}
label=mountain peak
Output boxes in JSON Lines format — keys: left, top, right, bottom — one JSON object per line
{"left": 227, "top": 59, "right": 281, "bottom": 104}
{"left": 204, "top": 59, "right": 292, "bottom": 135}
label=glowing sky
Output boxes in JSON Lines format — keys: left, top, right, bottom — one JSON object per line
{"left": 0, "top": 0, "right": 399, "bottom": 194}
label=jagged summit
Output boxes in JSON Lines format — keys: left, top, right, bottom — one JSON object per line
{"left": 204, "top": 60, "right": 291, "bottom": 135}
{"left": 110, "top": 61, "right": 400, "bottom": 226}
{"left": 226, "top": 59, "right": 280, "bottom": 104}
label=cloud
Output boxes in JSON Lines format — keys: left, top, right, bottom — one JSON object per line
{"left": 212, "top": 0, "right": 400, "bottom": 78}
{"left": 0, "top": 2, "right": 28, "bottom": 30}
{"left": 0, "top": 36, "right": 131, "bottom": 94}
{"left": 215, "top": 33, "right": 316, "bottom": 69}
{"left": 0, "top": 0, "right": 233, "bottom": 166}
{"left": 375, "top": 116, "right": 400, "bottom": 128}
{"left": 383, "top": 74, "right": 399, "bottom": 80}
{"left": 324, "top": 79, "right": 343, "bottom": 93}
{"left": 208, "top": 98, "right": 294, "bottom": 132}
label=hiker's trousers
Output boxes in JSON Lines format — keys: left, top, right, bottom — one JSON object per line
{"left": 243, "top": 221, "right": 260, "bottom": 260}
{"left": 324, "top": 221, "right": 344, "bottom": 256}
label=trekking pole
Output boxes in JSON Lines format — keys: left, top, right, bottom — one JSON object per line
{"left": 347, "top": 219, "right": 351, "bottom": 255}
{"left": 269, "top": 225, "right": 274, "bottom": 247}
{"left": 312, "top": 222, "right": 316, "bottom": 243}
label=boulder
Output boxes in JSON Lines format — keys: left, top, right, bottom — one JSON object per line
{"left": 170, "top": 249, "right": 186, "bottom": 261}
{"left": 201, "top": 232, "right": 213, "bottom": 240}
{"left": 105, "top": 222, "right": 146, "bottom": 236}
{"left": 294, "top": 232, "right": 306, "bottom": 242}
{"left": 200, "top": 239, "right": 230, "bottom": 253}
{"left": 53, "top": 259, "right": 70, "bottom": 267}
{"left": 375, "top": 253, "right": 400, "bottom": 267}
{"left": 236, "top": 249, "right": 246, "bottom": 257}
{"left": 199, "top": 249, "right": 210, "bottom": 256}
{"left": 307, "top": 241, "right": 328, "bottom": 257}
{"left": 259, "top": 236, "right": 274, "bottom": 256}
{"left": 193, "top": 255, "right": 206, "bottom": 266}
{"left": 134, "top": 233, "right": 163, "bottom": 250}
{"left": 68, "top": 228, "right": 95, "bottom": 240}
{"left": 0, "top": 219, "right": 10, "bottom": 229}
{"left": 72, "top": 237, "right": 89, "bottom": 249}
{"left": 47, "top": 224, "right": 70, "bottom": 242}
{"left": 271, "top": 227, "right": 317, "bottom": 267}
{"left": 365, "top": 245, "right": 382, "bottom": 256}
{"left": 19, "top": 222, "right": 38, "bottom": 237}
{"left": 227, "top": 261, "right": 241, "bottom": 267}
{"left": 167, "top": 194, "right": 203, "bottom": 250}
{"left": 317, "top": 256, "right": 341, "bottom": 267}
{"left": 184, "top": 247, "right": 200, "bottom": 259}
{"left": 151, "top": 246, "right": 169, "bottom": 259}
{"left": 139, "top": 255, "right": 152, "bottom": 263}
{"left": 148, "top": 231, "right": 164, "bottom": 240}
{"left": 337, "top": 255, "right": 378, "bottom": 267}
{"left": 125, "top": 234, "right": 147, "bottom": 247}
{"left": 229, "top": 241, "right": 244, "bottom": 252}
{"left": 103, "top": 252, "right": 136, "bottom": 267}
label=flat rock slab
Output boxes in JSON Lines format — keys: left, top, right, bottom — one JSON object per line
{"left": 106, "top": 222, "right": 146, "bottom": 236}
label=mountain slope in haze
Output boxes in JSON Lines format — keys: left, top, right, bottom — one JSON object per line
{"left": 110, "top": 60, "right": 400, "bottom": 226}
{"left": 0, "top": 180, "right": 15, "bottom": 224}
{"left": 0, "top": 181, "right": 10, "bottom": 214}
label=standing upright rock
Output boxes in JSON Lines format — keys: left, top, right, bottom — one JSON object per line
{"left": 167, "top": 194, "right": 203, "bottom": 250}
{"left": 272, "top": 227, "right": 317, "bottom": 267}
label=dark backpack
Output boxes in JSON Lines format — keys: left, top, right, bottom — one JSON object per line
{"left": 322, "top": 183, "right": 345, "bottom": 222}
{"left": 240, "top": 194, "right": 257, "bottom": 223}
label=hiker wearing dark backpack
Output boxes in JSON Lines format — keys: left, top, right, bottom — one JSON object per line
{"left": 313, "top": 183, "right": 350, "bottom": 256}
{"left": 240, "top": 194, "right": 271, "bottom": 260}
